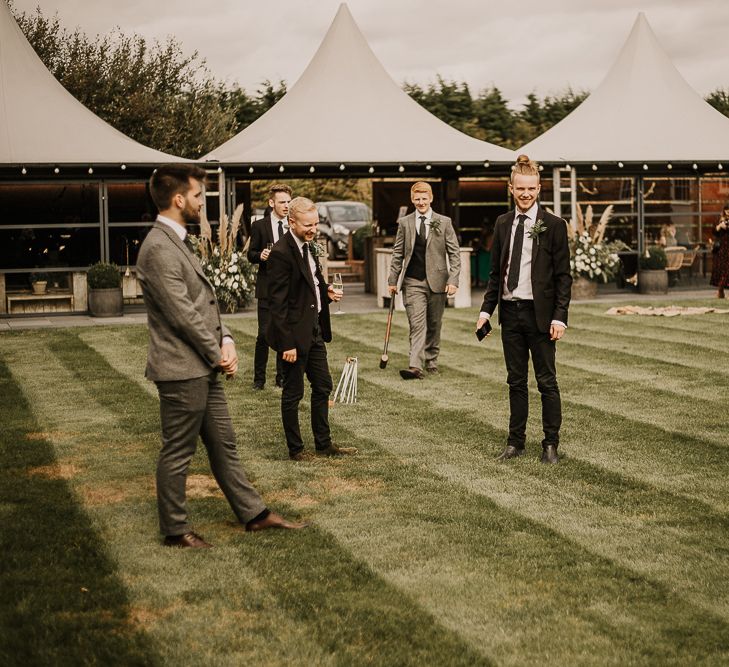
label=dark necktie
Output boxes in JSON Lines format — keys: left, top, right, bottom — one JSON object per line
{"left": 302, "top": 241, "right": 312, "bottom": 277}
{"left": 418, "top": 215, "right": 426, "bottom": 239}
{"left": 277, "top": 219, "right": 283, "bottom": 241}
{"left": 506, "top": 214, "right": 528, "bottom": 292}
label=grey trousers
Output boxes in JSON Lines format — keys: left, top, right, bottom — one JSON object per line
{"left": 402, "top": 277, "right": 447, "bottom": 370}
{"left": 155, "top": 372, "right": 266, "bottom": 536}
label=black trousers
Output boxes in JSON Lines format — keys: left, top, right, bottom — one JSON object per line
{"left": 254, "top": 299, "right": 283, "bottom": 387}
{"left": 155, "top": 373, "right": 266, "bottom": 536}
{"left": 281, "top": 331, "right": 333, "bottom": 456}
{"left": 499, "top": 300, "right": 561, "bottom": 449}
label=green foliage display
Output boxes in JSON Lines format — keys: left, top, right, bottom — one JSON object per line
{"left": 639, "top": 245, "right": 668, "bottom": 270}
{"left": 352, "top": 223, "right": 372, "bottom": 260}
{"left": 87, "top": 262, "right": 121, "bottom": 289}
{"left": 29, "top": 272, "right": 50, "bottom": 284}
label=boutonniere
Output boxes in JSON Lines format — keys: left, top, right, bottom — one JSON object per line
{"left": 308, "top": 240, "right": 325, "bottom": 257}
{"left": 428, "top": 218, "right": 441, "bottom": 236}
{"left": 527, "top": 219, "right": 547, "bottom": 243}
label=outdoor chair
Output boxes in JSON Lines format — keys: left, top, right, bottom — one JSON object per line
{"left": 665, "top": 246, "right": 685, "bottom": 286}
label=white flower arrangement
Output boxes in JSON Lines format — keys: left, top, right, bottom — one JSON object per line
{"left": 567, "top": 204, "right": 625, "bottom": 283}
{"left": 189, "top": 204, "right": 256, "bottom": 313}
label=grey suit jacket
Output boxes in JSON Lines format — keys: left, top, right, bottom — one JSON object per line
{"left": 137, "top": 222, "right": 231, "bottom": 382}
{"left": 387, "top": 211, "right": 461, "bottom": 293}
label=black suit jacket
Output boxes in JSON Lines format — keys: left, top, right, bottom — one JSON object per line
{"left": 480, "top": 204, "right": 572, "bottom": 333}
{"left": 247, "top": 213, "right": 277, "bottom": 299}
{"left": 266, "top": 231, "right": 332, "bottom": 354}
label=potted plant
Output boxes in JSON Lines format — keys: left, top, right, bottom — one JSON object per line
{"left": 87, "top": 262, "right": 123, "bottom": 317}
{"left": 638, "top": 245, "right": 668, "bottom": 294}
{"left": 29, "top": 271, "right": 50, "bottom": 295}
{"left": 568, "top": 205, "right": 623, "bottom": 299}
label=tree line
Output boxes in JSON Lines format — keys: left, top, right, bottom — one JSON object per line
{"left": 12, "top": 5, "right": 729, "bottom": 160}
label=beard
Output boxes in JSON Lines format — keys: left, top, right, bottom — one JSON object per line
{"left": 181, "top": 201, "right": 201, "bottom": 226}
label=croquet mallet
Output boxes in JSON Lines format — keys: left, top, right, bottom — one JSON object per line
{"left": 379, "top": 294, "right": 397, "bottom": 369}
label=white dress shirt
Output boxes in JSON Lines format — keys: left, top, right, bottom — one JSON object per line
{"left": 480, "top": 204, "right": 566, "bottom": 329}
{"left": 414, "top": 208, "right": 433, "bottom": 239}
{"left": 292, "top": 234, "right": 322, "bottom": 314}
{"left": 270, "top": 214, "right": 288, "bottom": 243}
{"left": 157, "top": 214, "right": 186, "bottom": 241}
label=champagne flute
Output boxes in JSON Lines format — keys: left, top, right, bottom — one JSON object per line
{"left": 332, "top": 272, "right": 344, "bottom": 315}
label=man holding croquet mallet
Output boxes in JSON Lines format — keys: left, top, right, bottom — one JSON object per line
{"left": 476, "top": 155, "right": 572, "bottom": 464}
{"left": 388, "top": 181, "right": 460, "bottom": 380}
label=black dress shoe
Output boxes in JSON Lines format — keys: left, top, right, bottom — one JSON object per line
{"left": 541, "top": 445, "right": 559, "bottom": 464}
{"left": 496, "top": 445, "right": 525, "bottom": 461}
{"left": 163, "top": 532, "right": 212, "bottom": 548}
{"left": 251, "top": 383, "right": 265, "bottom": 391}
{"left": 316, "top": 444, "right": 358, "bottom": 457}
{"left": 399, "top": 367, "right": 424, "bottom": 380}
{"left": 245, "top": 511, "right": 310, "bottom": 532}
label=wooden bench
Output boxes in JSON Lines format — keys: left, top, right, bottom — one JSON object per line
{"left": 6, "top": 292, "right": 74, "bottom": 314}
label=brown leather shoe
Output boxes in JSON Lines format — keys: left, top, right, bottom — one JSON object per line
{"left": 496, "top": 445, "right": 526, "bottom": 461}
{"left": 289, "top": 451, "right": 314, "bottom": 461}
{"left": 316, "top": 444, "right": 358, "bottom": 457}
{"left": 399, "top": 367, "right": 424, "bottom": 380}
{"left": 163, "top": 532, "right": 212, "bottom": 548}
{"left": 541, "top": 445, "right": 559, "bottom": 464}
{"left": 245, "top": 511, "right": 310, "bottom": 532}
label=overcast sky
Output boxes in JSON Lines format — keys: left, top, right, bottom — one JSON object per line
{"left": 11, "top": 0, "right": 729, "bottom": 108}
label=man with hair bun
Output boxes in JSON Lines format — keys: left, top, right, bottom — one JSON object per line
{"left": 388, "top": 181, "right": 461, "bottom": 379}
{"left": 476, "top": 155, "right": 572, "bottom": 464}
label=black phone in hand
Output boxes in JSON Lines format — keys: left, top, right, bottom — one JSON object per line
{"left": 476, "top": 320, "right": 492, "bottom": 341}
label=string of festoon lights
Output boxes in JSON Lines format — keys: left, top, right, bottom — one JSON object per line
{"left": 12, "top": 161, "right": 725, "bottom": 175}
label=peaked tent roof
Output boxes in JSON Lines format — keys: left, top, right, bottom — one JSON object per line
{"left": 205, "top": 4, "right": 515, "bottom": 165}
{"left": 520, "top": 13, "right": 729, "bottom": 164}
{"left": 0, "top": 0, "right": 182, "bottom": 165}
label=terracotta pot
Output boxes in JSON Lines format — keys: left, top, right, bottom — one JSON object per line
{"left": 638, "top": 269, "right": 668, "bottom": 295}
{"left": 88, "top": 287, "right": 123, "bottom": 317}
{"left": 31, "top": 281, "right": 48, "bottom": 295}
{"left": 571, "top": 276, "right": 598, "bottom": 300}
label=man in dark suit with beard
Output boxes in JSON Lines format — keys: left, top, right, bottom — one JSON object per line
{"left": 266, "top": 197, "right": 357, "bottom": 461}
{"left": 476, "top": 155, "right": 572, "bottom": 464}
{"left": 137, "top": 165, "right": 307, "bottom": 548}
{"left": 247, "top": 183, "right": 292, "bottom": 390}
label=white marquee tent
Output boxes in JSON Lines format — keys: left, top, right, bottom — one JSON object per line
{"left": 205, "top": 3, "right": 515, "bottom": 167}
{"left": 520, "top": 12, "right": 729, "bottom": 165}
{"left": 0, "top": 0, "right": 181, "bottom": 166}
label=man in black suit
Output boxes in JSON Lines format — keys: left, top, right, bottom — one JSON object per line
{"left": 266, "top": 197, "right": 358, "bottom": 461}
{"left": 476, "top": 155, "right": 572, "bottom": 464}
{"left": 137, "top": 165, "right": 307, "bottom": 549}
{"left": 247, "top": 184, "right": 292, "bottom": 390}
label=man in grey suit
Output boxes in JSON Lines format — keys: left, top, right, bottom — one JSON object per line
{"left": 137, "top": 164, "right": 306, "bottom": 548}
{"left": 388, "top": 181, "right": 461, "bottom": 379}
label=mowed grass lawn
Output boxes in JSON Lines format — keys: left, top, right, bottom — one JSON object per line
{"left": 1, "top": 298, "right": 729, "bottom": 666}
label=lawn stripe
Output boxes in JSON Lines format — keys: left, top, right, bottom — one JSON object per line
{"left": 5, "top": 331, "right": 493, "bottom": 666}
{"left": 216, "top": 330, "right": 729, "bottom": 664}
{"left": 223, "top": 323, "right": 729, "bottom": 616}
{"left": 6, "top": 324, "right": 729, "bottom": 664}
{"left": 445, "top": 308, "right": 729, "bottom": 373}
{"left": 0, "top": 352, "right": 159, "bottom": 665}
